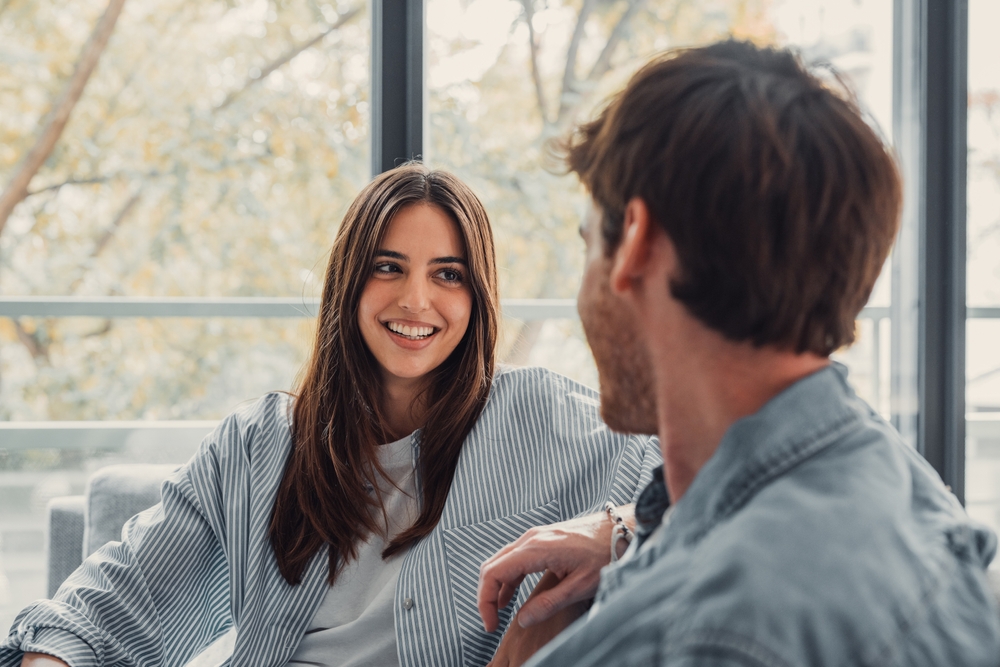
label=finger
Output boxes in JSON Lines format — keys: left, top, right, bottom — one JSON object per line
{"left": 478, "top": 550, "right": 551, "bottom": 631}
{"left": 480, "top": 595, "right": 500, "bottom": 634}
{"left": 496, "top": 578, "right": 523, "bottom": 610}
{"left": 516, "top": 571, "right": 595, "bottom": 628}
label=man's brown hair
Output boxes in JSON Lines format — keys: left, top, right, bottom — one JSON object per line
{"left": 564, "top": 40, "right": 902, "bottom": 355}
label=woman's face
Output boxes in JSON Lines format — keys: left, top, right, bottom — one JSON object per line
{"left": 358, "top": 202, "right": 473, "bottom": 392}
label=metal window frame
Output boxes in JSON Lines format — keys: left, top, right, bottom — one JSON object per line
{"left": 892, "top": 0, "right": 969, "bottom": 502}
{"left": 371, "top": 0, "right": 424, "bottom": 175}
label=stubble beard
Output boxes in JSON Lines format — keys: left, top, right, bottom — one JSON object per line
{"left": 580, "top": 270, "right": 659, "bottom": 436}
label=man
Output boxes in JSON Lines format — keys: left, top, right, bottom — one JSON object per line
{"left": 479, "top": 40, "right": 1000, "bottom": 666}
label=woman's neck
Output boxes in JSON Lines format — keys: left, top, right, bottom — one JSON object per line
{"left": 380, "top": 376, "right": 429, "bottom": 441}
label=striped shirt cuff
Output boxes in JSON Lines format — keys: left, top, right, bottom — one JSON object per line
{"left": 2, "top": 624, "right": 97, "bottom": 667}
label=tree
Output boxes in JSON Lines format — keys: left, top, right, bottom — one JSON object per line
{"left": 0, "top": 0, "right": 127, "bottom": 237}
{"left": 0, "top": 0, "right": 369, "bottom": 420}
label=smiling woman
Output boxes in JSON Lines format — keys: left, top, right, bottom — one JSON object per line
{"left": 358, "top": 202, "right": 475, "bottom": 436}
{"left": 3, "top": 164, "right": 660, "bottom": 667}
{"left": 272, "top": 165, "right": 501, "bottom": 584}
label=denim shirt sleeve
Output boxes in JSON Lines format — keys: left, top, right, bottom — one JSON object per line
{"left": 527, "top": 603, "right": 790, "bottom": 667}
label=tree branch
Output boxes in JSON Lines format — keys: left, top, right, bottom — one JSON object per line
{"left": 0, "top": 0, "right": 128, "bottom": 238}
{"left": 26, "top": 174, "right": 126, "bottom": 195}
{"left": 522, "top": 0, "right": 550, "bottom": 127}
{"left": 549, "top": 0, "right": 647, "bottom": 129}
{"left": 585, "top": 0, "right": 647, "bottom": 87}
{"left": 25, "top": 151, "right": 266, "bottom": 198}
{"left": 66, "top": 189, "right": 142, "bottom": 294}
{"left": 13, "top": 319, "right": 49, "bottom": 363}
{"left": 215, "top": 6, "right": 361, "bottom": 111}
{"left": 557, "top": 0, "right": 598, "bottom": 122}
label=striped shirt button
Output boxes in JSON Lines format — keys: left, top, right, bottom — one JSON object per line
{"left": 403, "top": 597, "right": 414, "bottom": 610}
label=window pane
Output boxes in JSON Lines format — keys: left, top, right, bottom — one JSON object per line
{"left": 966, "top": 0, "right": 1000, "bottom": 537}
{"left": 0, "top": 0, "right": 369, "bottom": 627}
{"left": 427, "top": 0, "right": 893, "bottom": 399}
{"left": 0, "top": 0, "right": 369, "bottom": 420}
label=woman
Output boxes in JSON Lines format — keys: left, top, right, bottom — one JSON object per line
{"left": 3, "top": 165, "right": 659, "bottom": 667}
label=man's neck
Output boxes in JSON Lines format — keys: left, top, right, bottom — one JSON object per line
{"left": 650, "top": 329, "right": 829, "bottom": 503}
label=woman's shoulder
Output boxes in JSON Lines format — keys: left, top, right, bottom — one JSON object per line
{"left": 202, "top": 391, "right": 294, "bottom": 466}
{"left": 490, "top": 365, "right": 601, "bottom": 413}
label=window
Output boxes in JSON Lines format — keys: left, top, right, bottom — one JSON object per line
{"left": 0, "top": 0, "right": 985, "bottom": 631}
{"left": 965, "top": 0, "right": 1000, "bottom": 537}
{"left": 426, "top": 0, "right": 894, "bottom": 400}
{"left": 0, "top": 0, "right": 369, "bottom": 625}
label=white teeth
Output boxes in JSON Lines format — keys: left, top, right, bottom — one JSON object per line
{"left": 387, "top": 322, "right": 435, "bottom": 339}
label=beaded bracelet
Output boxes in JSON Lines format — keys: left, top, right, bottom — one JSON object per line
{"left": 605, "top": 501, "right": 633, "bottom": 562}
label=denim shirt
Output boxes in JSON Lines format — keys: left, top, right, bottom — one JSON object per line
{"left": 528, "top": 363, "right": 1000, "bottom": 667}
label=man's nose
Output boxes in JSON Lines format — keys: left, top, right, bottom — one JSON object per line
{"left": 398, "top": 273, "right": 430, "bottom": 312}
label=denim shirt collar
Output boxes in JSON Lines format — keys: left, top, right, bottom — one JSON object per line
{"left": 658, "top": 361, "right": 862, "bottom": 551}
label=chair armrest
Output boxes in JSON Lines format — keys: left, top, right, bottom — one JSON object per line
{"left": 46, "top": 495, "right": 86, "bottom": 598}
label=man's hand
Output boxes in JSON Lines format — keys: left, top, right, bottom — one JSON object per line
{"left": 477, "top": 504, "right": 635, "bottom": 633}
{"left": 486, "top": 570, "right": 590, "bottom": 667}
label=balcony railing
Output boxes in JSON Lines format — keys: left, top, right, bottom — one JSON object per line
{"left": 2, "top": 297, "right": 999, "bottom": 452}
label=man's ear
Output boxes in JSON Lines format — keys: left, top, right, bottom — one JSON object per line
{"left": 609, "top": 197, "right": 657, "bottom": 296}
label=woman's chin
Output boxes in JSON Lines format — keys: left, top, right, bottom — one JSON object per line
{"left": 379, "top": 362, "right": 439, "bottom": 387}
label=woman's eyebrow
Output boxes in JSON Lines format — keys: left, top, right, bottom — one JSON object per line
{"left": 375, "top": 250, "right": 466, "bottom": 265}
{"left": 430, "top": 256, "right": 467, "bottom": 266}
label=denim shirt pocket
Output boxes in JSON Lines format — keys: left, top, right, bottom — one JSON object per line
{"left": 441, "top": 499, "right": 562, "bottom": 666}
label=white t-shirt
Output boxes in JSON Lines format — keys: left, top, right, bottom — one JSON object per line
{"left": 286, "top": 433, "right": 419, "bottom": 667}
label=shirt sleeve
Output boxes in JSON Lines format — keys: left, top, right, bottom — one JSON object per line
{"left": 0, "top": 414, "right": 242, "bottom": 667}
{"left": 633, "top": 436, "right": 662, "bottom": 505}
{"left": 525, "top": 611, "right": 784, "bottom": 667}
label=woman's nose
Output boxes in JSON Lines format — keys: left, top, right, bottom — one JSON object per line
{"left": 398, "top": 274, "right": 430, "bottom": 312}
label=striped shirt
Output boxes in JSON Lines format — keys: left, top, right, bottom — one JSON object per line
{"left": 1, "top": 366, "right": 660, "bottom": 667}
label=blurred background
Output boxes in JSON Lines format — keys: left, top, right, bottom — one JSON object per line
{"left": 0, "top": 0, "right": 997, "bottom": 631}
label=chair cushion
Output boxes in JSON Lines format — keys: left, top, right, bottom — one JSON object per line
{"left": 83, "top": 464, "right": 180, "bottom": 557}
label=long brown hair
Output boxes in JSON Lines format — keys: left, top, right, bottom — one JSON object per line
{"left": 270, "top": 164, "right": 499, "bottom": 585}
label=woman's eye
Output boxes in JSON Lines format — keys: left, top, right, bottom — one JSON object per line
{"left": 374, "top": 262, "right": 400, "bottom": 274}
{"left": 438, "top": 268, "right": 463, "bottom": 283}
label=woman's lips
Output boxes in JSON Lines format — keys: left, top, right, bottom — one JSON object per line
{"left": 386, "top": 321, "right": 436, "bottom": 339}
{"left": 384, "top": 322, "right": 438, "bottom": 349}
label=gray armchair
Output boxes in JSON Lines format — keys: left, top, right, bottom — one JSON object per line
{"left": 46, "top": 464, "right": 178, "bottom": 598}
{"left": 45, "top": 464, "right": 233, "bottom": 666}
